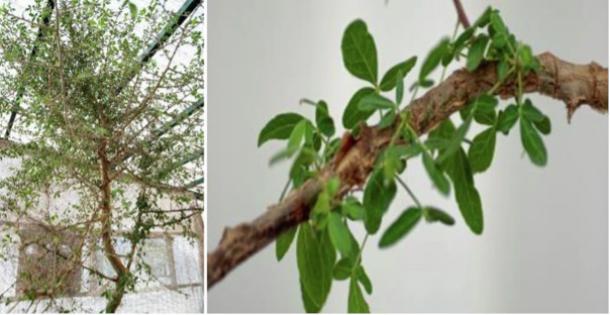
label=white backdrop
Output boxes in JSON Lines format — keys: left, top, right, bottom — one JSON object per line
{"left": 207, "top": 0, "right": 608, "bottom": 312}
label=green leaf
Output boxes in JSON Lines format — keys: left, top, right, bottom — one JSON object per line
{"left": 258, "top": 113, "right": 305, "bottom": 147}
{"left": 300, "top": 280, "right": 318, "bottom": 313}
{"left": 520, "top": 117, "right": 547, "bottom": 166}
{"left": 356, "top": 266, "right": 372, "bottom": 295}
{"left": 297, "top": 222, "right": 336, "bottom": 312}
{"left": 380, "top": 146, "right": 401, "bottom": 182}
{"left": 348, "top": 277, "right": 370, "bottom": 313}
{"left": 379, "top": 56, "right": 417, "bottom": 91}
{"left": 422, "top": 153, "right": 450, "bottom": 195}
{"left": 316, "top": 101, "right": 335, "bottom": 137}
{"left": 343, "top": 87, "right": 377, "bottom": 129}
{"left": 424, "top": 207, "right": 455, "bottom": 225}
{"left": 323, "top": 138, "right": 341, "bottom": 163}
{"left": 467, "top": 127, "right": 496, "bottom": 173}
{"left": 428, "top": 120, "right": 456, "bottom": 144}
{"left": 445, "top": 149, "right": 484, "bottom": 234}
{"left": 496, "top": 104, "right": 519, "bottom": 135}
{"left": 395, "top": 70, "right": 405, "bottom": 105}
{"left": 473, "top": 95, "right": 498, "bottom": 125}
{"left": 454, "top": 27, "right": 475, "bottom": 51}
{"left": 276, "top": 226, "right": 298, "bottom": 261}
{"left": 497, "top": 59, "right": 509, "bottom": 81}
{"left": 521, "top": 99, "right": 545, "bottom": 122}
{"left": 517, "top": 44, "right": 540, "bottom": 73}
{"left": 328, "top": 212, "right": 353, "bottom": 257}
{"left": 287, "top": 120, "right": 307, "bottom": 152}
{"left": 466, "top": 35, "right": 489, "bottom": 71}
{"left": 441, "top": 43, "right": 455, "bottom": 66}
{"left": 534, "top": 116, "right": 551, "bottom": 135}
{"left": 333, "top": 258, "right": 353, "bottom": 280}
{"left": 290, "top": 149, "right": 316, "bottom": 187}
{"left": 378, "top": 110, "right": 396, "bottom": 129}
{"left": 358, "top": 94, "right": 395, "bottom": 111}
{"left": 363, "top": 169, "right": 397, "bottom": 234}
{"left": 473, "top": 7, "right": 493, "bottom": 28}
{"left": 341, "top": 19, "right": 378, "bottom": 85}
{"left": 127, "top": 2, "right": 137, "bottom": 19}
{"left": 378, "top": 207, "right": 422, "bottom": 248}
{"left": 342, "top": 197, "right": 365, "bottom": 221}
{"left": 419, "top": 38, "right": 450, "bottom": 83}
{"left": 489, "top": 11, "right": 509, "bottom": 49}
{"left": 438, "top": 118, "right": 471, "bottom": 162}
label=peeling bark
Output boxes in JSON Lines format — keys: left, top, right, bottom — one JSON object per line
{"left": 207, "top": 53, "right": 607, "bottom": 288}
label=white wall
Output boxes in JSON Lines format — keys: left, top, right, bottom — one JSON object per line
{"left": 207, "top": 0, "right": 608, "bottom": 313}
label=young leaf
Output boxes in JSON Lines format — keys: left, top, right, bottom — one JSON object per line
{"left": 497, "top": 59, "right": 509, "bottom": 81}
{"left": 445, "top": 149, "right": 484, "bottom": 234}
{"left": 276, "top": 226, "right": 298, "bottom": 261}
{"left": 521, "top": 99, "right": 545, "bottom": 122}
{"left": 419, "top": 38, "right": 450, "bottom": 83}
{"left": 258, "top": 113, "right": 305, "bottom": 147}
{"left": 358, "top": 94, "right": 396, "bottom": 111}
{"left": 378, "top": 110, "right": 396, "bottom": 129}
{"left": 517, "top": 44, "right": 540, "bottom": 73}
{"left": 348, "top": 277, "right": 370, "bottom": 313}
{"left": 297, "top": 222, "right": 336, "bottom": 312}
{"left": 333, "top": 258, "right": 353, "bottom": 280}
{"left": 342, "top": 19, "right": 378, "bottom": 85}
{"left": 496, "top": 104, "right": 519, "bottom": 135}
{"left": 489, "top": 11, "right": 509, "bottom": 49}
{"left": 287, "top": 120, "right": 307, "bottom": 152}
{"left": 343, "top": 87, "right": 377, "bottom": 129}
{"left": 290, "top": 149, "right": 316, "bottom": 187}
{"left": 395, "top": 70, "right": 405, "bottom": 105}
{"left": 378, "top": 207, "right": 422, "bottom": 248}
{"left": 381, "top": 146, "right": 401, "bottom": 182}
{"left": 473, "top": 6, "right": 493, "bottom": 28}
{"left": 342, "top": 197, "right": 365, "bottom": 221}
{"left": 328, "top": 212, "right": 353, "bottom": 257}
{"left": 323, "top": 138, "right": 341, "bottom": 162}
{"left": 534, "top": 116, "right": 551, "bottom": 135}
{"left": 316, "top": 101, "right": 336, "bottom": 137}
{"left": 379, "top": 56, "right": 417, "bottom": 91}
{"left": 466, "top": 35, "right": 489, "bottom": 71}
{"left": 363, "top": 169, "right": 397, "bottom": 234}
{"left": 520, "top": 117, "right": 547, "bottom": 166}
{"left": 356, "top": 266, "right": 373, "bottom": 295}
{"left": 422, "top": 153, "right": 450, "bottom": 195}
{"left": 454, "top": 27, "right": 475, "bottom": 51}
{"left": 424, "top": 207, "right": 455, "bottom": 225}
{"left": 467, "top": 127, "right": 496, "bottom": 173}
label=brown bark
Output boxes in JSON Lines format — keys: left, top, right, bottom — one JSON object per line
{"left": 207, "top": 52, "right": 607, "bottom": 289}
{"left": 98, "top": 138, "right": 128, "bottom": 313}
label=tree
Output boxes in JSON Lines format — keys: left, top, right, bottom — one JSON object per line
{"left": 207, "top": 2, "right": 607, "bottom": 313}
{"left": 0, "top": 0, "right": 203, "bottom": 312}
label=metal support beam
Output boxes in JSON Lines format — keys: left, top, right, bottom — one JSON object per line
{"left": 157, "top": 148, "right": 204, "bottom": 177}
{"left": 138, "top": 0, "right": 202, "bottom": 64}
{"left": 153, "top": 98, "right": 203, "bottom": 138}
{"left": 185, "top": 177, "right": 204, "bottom": 189}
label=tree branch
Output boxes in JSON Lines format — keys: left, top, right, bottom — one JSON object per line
{"left": 452, "top": 0, "right": 470, "bottom": 28}
{"left": 207, "top": 53, "right": 608, "bottom": 289}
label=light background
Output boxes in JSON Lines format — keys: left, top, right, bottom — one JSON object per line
{"left": 207, "top": 0, "right": 608, "bottom": 312}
